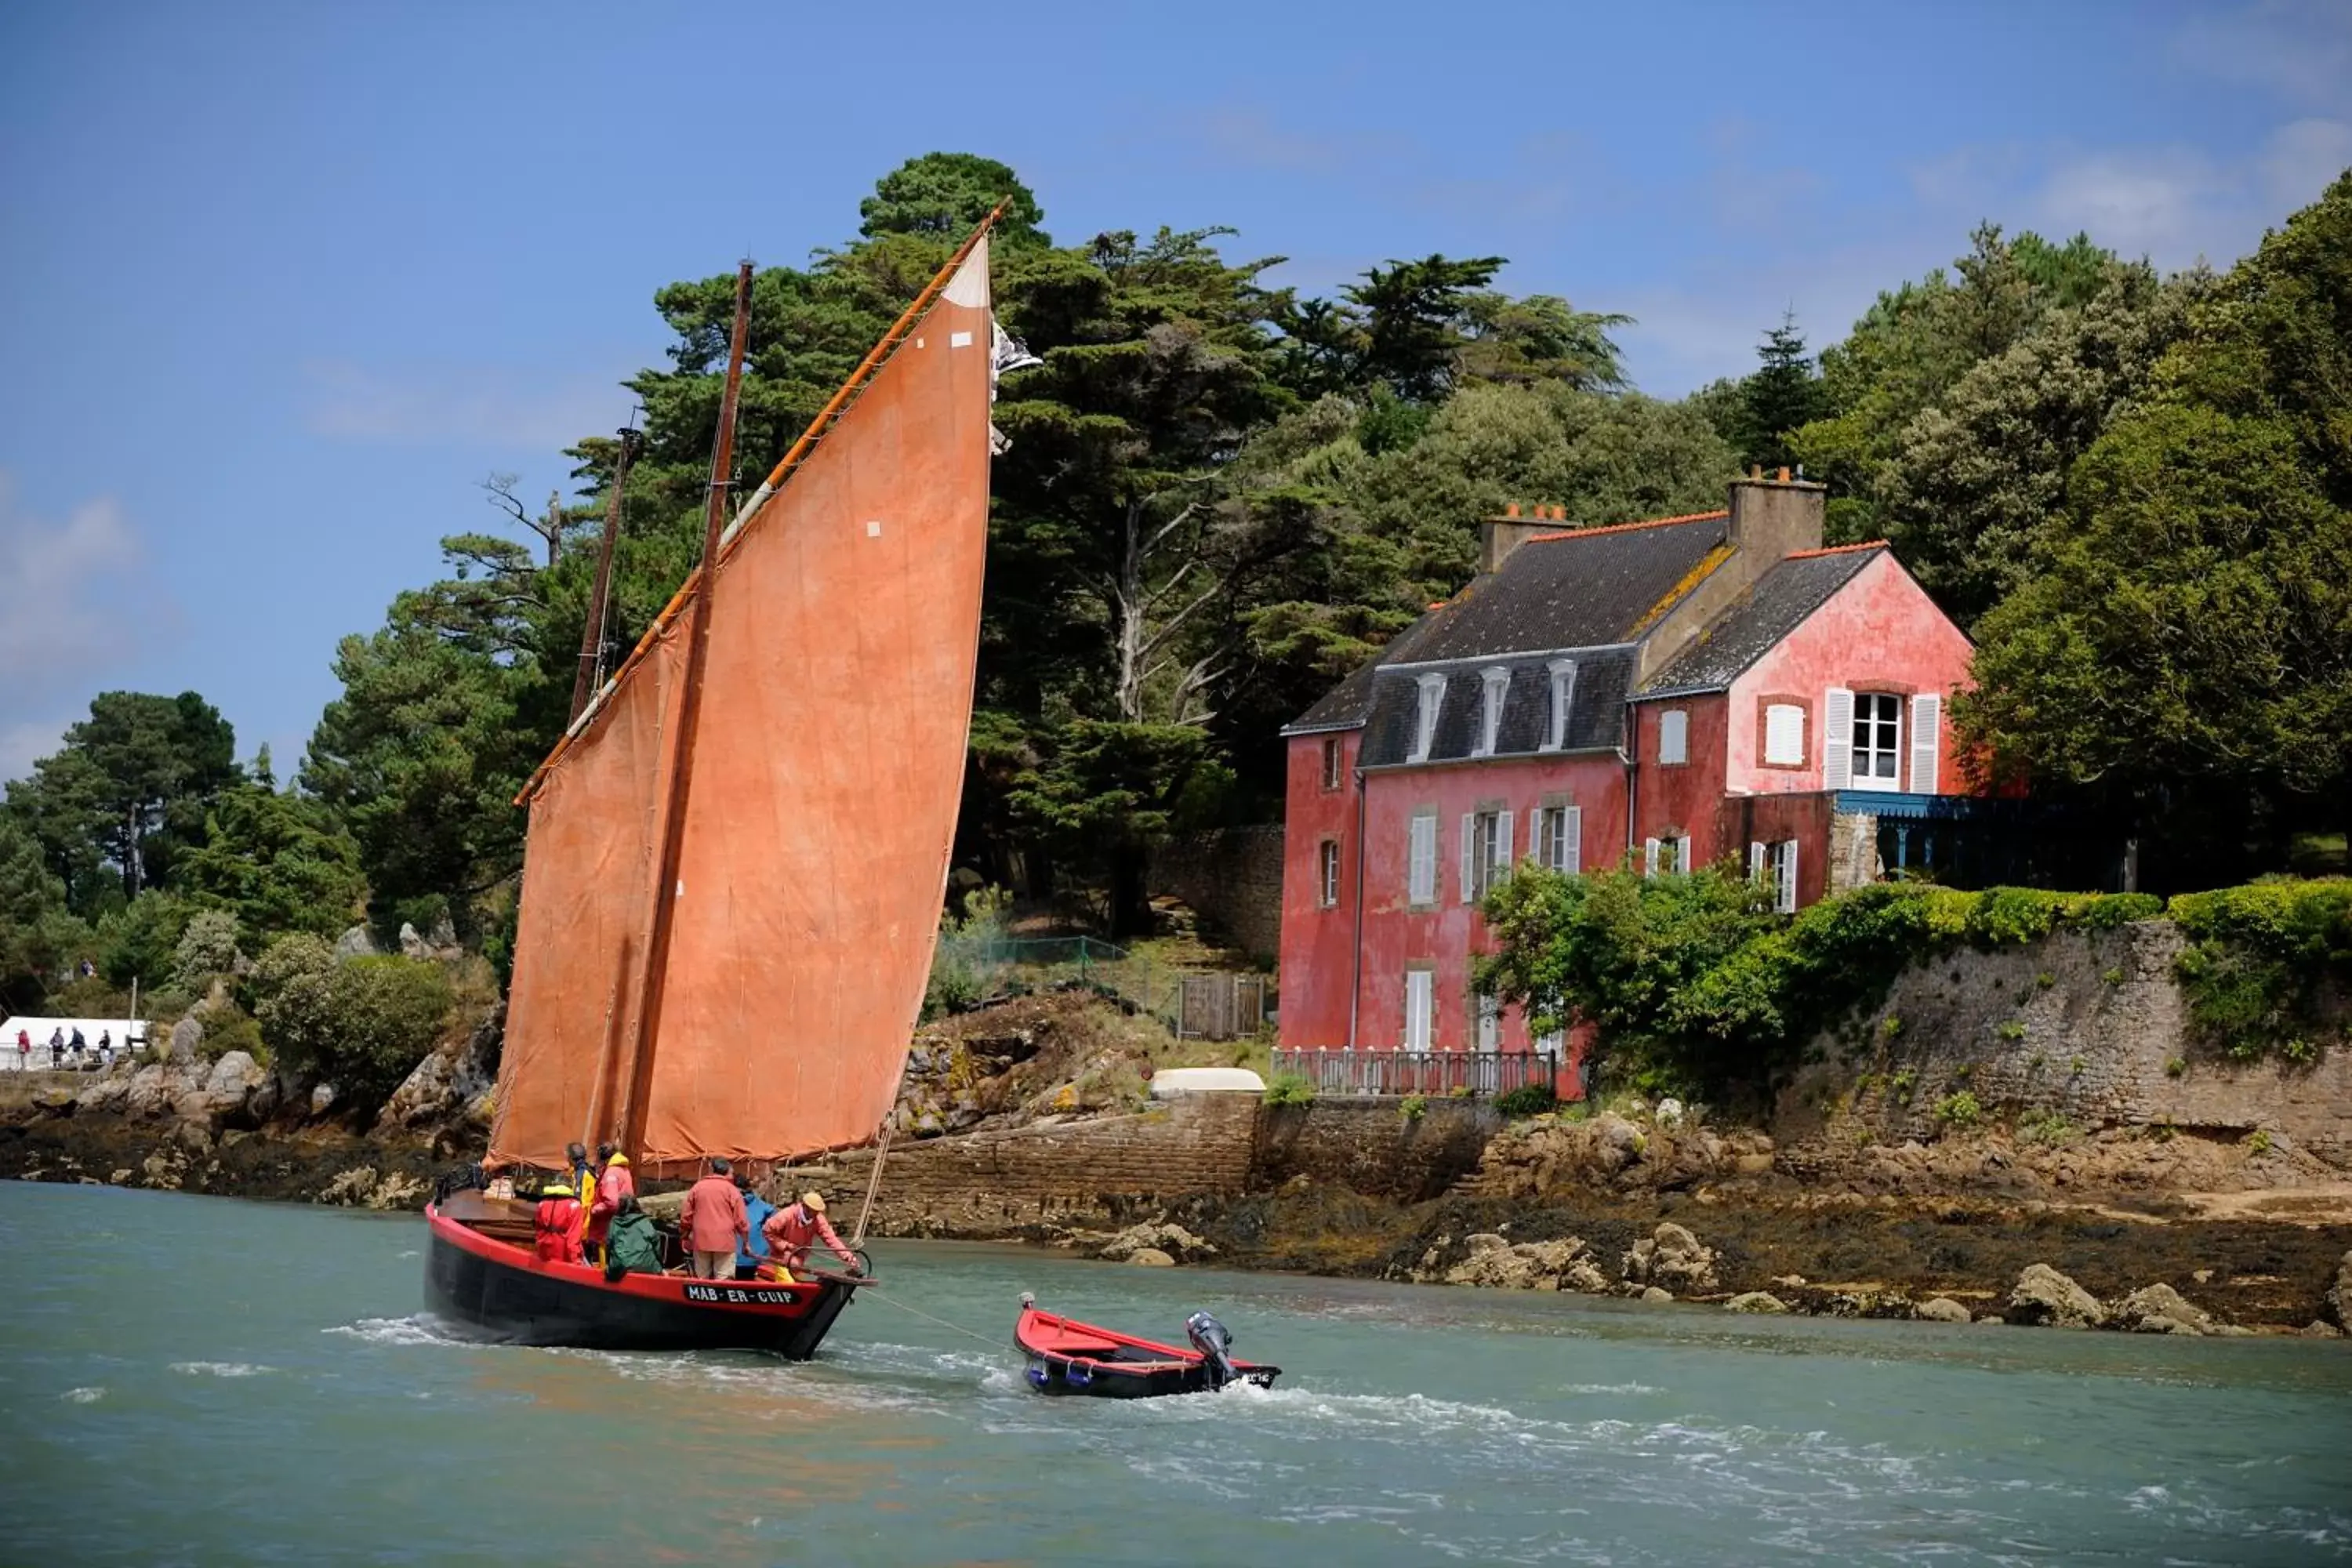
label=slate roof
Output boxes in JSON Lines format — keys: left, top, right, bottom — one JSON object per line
{"left": 1355, "top": 650, "right": 1635, "bottom": 767}
{"left": 1279, "top": 510, "right": 1733, "bottom": 742}
{"left": 1638, "top": 544, "right": 1887, "bottom": 697}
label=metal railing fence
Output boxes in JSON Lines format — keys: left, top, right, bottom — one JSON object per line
{"left": 1271, "top": 1048, "right": 1558, "bottom": 1099}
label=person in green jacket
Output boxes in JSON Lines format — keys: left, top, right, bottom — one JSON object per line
{"left": 602, "top": 1196, "right": 666, "bottom": 1281}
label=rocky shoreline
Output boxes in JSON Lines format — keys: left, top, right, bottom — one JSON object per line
{"left": 5, "top": 1002, "right": 2349, "bottom": 1340}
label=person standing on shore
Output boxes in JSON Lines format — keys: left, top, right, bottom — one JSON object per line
{"left": 49, "top": 1028, "right": 64, "bottom": 1069}
{"left": 13, "top": 1027, "right": 27, "bottom": 1071}
{"left": 679, "top": 1158, "right": 747, "bottom": 1280}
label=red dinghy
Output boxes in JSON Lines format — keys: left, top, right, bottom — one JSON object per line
{"left": 1016, "top": 1298, "right": 1280, "bottom": 1397}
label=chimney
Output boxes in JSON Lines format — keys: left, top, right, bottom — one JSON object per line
{"left": 1480, "top": 504, "right": 1553, "bottom": 574}
{"left": 1727, "top": 470, "right": 1826, "bottom": 561}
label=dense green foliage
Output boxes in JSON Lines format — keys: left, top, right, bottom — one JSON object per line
{"left": 251, "top": 935, "right": 453, "bottom": 1106}
{"left": 2169, "top": 880, "right": 2352, "bottom": 1061}
{"left": 1479, "top": 866, "right": 2176, "bottom": 1100}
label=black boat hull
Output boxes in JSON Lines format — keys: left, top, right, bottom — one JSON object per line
{"left": 1023, "top": 1355, "right": 1269, "bottom": 1397}
{"left": 424, "top": 1202, "right": 858, "bottom": 1356}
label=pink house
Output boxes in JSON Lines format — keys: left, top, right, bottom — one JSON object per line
{"left": 1276, "top": 474, "right": 1980, "bottom": 1093}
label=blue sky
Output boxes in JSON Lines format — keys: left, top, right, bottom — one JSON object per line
{"left": 2, "top": 0, "right": 2347, "bottom": 781}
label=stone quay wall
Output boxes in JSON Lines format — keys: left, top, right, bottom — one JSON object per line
{"left": 1251, "top": 1097, "right": 1501, "bottom": 1203}
{"left": 1776, "top": 920, "right": 2352, "bottom": 1164}
{"left": 1148, "top": 825, "right": 1285, "bottom": 963}
{"left": 796, "top": 1092, "right": 1263, "bottom": 1236}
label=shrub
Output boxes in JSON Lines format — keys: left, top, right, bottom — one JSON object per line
{"left": 2016, "top": 1109, "right": 2077, "bottom": 1146}
{"left": 1494, "top": 1083, "right": 1558, "bottom": 1117}
{"left": 2169, "top": 880, "right": 2352, "bottom": 1060}
{"left": 2245, "top": 1128, "right": 2273, "bottom": 1156}
{"left": 172, "top": 909, "right": 244, "bottom": 993}
{"left": 2101, "top": 967, "right": 2125, "bottom": 985}
{"left": 252, "top": 935, "right": 451, "bottom": 1109}
{"left": 2035, "top": 971, "right": 2056, "bottom": 989}
{"left": 1880, "top": 1015, "right": 1904, "bottom": 1039}
{"left": 1261, "top": 1071, "right": 1315, "bottom": 1107}
{"left": 196, "top": 1007, "right": 266, "bottom": 1065}
{"left": 1997, "top": 1021, "right": 2027, "bottom": 1042}
{"left": 1399, "top": 1093, "right": 1428, "bottom": 1123}
{"left": 2164, "top": 1055, "right": 2187, "bottom": 1078}
{"left": 1933, "top": 1090, "right": 1983, "bottom": 1129}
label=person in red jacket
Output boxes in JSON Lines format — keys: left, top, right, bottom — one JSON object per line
{"left": 583, "top": 1143, "right": 633, "bottom": 1263}
{"left": 679, "top": 1158, "right": 748, "bottom": 1279}
{"left": 760, "top": 1190, "right": 862, "bottom": 1283}
{"left": 532, "top": 1181, "right": 585, "bottom": 1265}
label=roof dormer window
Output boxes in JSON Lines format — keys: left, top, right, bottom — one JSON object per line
{"left": 1409, "top": 673, "right": 1446, "bottom": 763}
{"left": 1473, "top": 666, "right": 1508, "bottom": 757}
{"left": 1544, "top": 659, "right": 1577, "bottom": 751}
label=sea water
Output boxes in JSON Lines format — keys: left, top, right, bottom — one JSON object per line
{"left": 2, "top": 1180, "right": 2347, "bottom": 1566}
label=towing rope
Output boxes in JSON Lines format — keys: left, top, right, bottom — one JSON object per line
{"left": 860, "top": 1287, "right": 1005, "bottom": 1352}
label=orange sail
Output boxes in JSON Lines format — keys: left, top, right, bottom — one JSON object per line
{"left": 489, "top": 233, "right": 999, "bottom": 1170}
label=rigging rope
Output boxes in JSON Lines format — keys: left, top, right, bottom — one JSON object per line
{"left": 850, "top": 1120, "right": 892, "bottom": 1249}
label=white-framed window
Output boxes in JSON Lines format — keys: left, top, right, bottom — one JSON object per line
{"left": 1409, "top": 674, "right": 1446, "bottom": 763}
{"left": 1473, "top": 666, "right": 1508, "bottom": 757}
{"left": 1750, "top": 839, "right": 1799, "bottom": 912}
{"left": 1762, "top": 702, "right": 1806, "bottom": 767}
{"left": 1320, "top": 735, "right": 1342, "bottom": 790}
{"left": 1851, "top": 691, "right": 1902, "bottom": 789}
{"left": 1544, "top": 659, "right": 1577, "bottom": 751}
{"left": 1460, "top": 808, "right": 1514, "bottom": 903}
{"left": 1535, "top": 1025, "right": 1566, "bottom": 1062}
{"left": 1534, "top": 804, "right": 1581, "bottom": 873}
{"left": 1657, "top": 708, "right": 1688, "bottom": 765}
{"left": 1646, "top": 835, "right": 1690, "bottom": 876}
{"left": 1474, "top": 993, "right": 1501, "bottom": 1052}
{"left": 1407, "top": 811, "right": 1438, "bottom": 906}
{"left": 1403, "top": 968, "right": 1434, "bottom": 1051}
{"left": 1317, "top": 840, "right": 1340, "bottom": 908}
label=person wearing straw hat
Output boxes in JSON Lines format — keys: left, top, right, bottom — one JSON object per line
{"left": 759, "top": 1190, "right": 861, "bottom": 1283}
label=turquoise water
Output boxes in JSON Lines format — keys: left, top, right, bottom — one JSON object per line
{"left": 2, "top": 1181, "right": 2347, "bottom": 1566}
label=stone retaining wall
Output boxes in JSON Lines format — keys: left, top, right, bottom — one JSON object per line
{"left": 1777, "top": 921, "right": 2352, "bottom": 1164}
{"left": 1149, "top": 825, "right": 1285, "bottom": 963}
{"left": 1250, "top": 1097, "right": 1501, "bottom": 1202}
{"left": 796, "top": 1092, "right": 1262, "bottom": 1236}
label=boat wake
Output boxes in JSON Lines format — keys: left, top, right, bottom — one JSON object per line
{"left": 324, "top": 1314, "right": 471, "bottom": 1347}
{"left": 169, "top": 1361, "right": 273, "bottom": 1377}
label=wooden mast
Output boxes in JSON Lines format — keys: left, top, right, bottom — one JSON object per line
{"left": 615, "top": 260, "right": 755, "bottom": 1163}
{"left": 569, "top": 422, "right": 643, "bottom": 724}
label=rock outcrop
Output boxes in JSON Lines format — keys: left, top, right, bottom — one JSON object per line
{"left": 1621, "top": 1221, "right": 1720, "bottom": 1294}
{"left": 2328, "top": 1249, "right": 2351, "bottom": 1330}
{"left": 376, "top": 1007, "right": 501, "bottom": 1136}
{"left": 1913, "top": 1297, "right": 1973, "bottom": 1323}
{"left": 1098, "top": 1221, "right": 1216, "bottom": 1265}
{"left": 1726, "top": 1290, "right": 1788, "bottom": 1314}
{"left": 1469, "top": 1112, "right": 1774, "bottom": 1200}
{"left": 1443, "top": 1233, "right": 1609, "bottom": 1293}
{"left": 2112, "top": 1283, "right": 2214, "bottom": 1335}
{"left": 2007, "top": 1263, "right": 2106, "bottom": 1328}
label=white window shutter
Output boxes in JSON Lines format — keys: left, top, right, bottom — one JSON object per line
{"left": 1461, "top": 814, "right": 1476, "bottom": 903}
{"left": 1910, "top": 693, "right": 1942, "bottom": 793}
{"left": 1823, "top": 688, "right": 1854, "bottom": 789}
{"left": 1659, "top": 709, "right": 1687, "bottom": 765}
{"left": 1564, "top": 807, "right": 1581, "bottom": 874}
{"left": 1643, "top": 837, "right": 1660, "bottom": 877}
{"left": 1494, "top": 811, "right": 1514, "bottom": 884}
{"left": 1764, "top": 703, "right": 1804, "bottom": 766}
{"left": 1781, "top": 840, "right": 1799, "bottom": 913}
{"left": 1749, "top": 841, "right": 1767, "bottom": 880}
{"left": 1528, "top": 806, "right": 1544, "bottom": 858}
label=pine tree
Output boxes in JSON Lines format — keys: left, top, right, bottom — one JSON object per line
{"left": 1737, "top": 312, "right": 1824, "bottom": 471}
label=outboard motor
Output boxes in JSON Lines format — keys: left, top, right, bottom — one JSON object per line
{"left": 1185, "top": 1311, "right": 1240, "bottom": 1390}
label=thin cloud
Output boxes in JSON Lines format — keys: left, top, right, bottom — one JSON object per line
{"left": 2172, "top": 0, "right": 2352, "bottom": 110}
{"left": 301, "top": 360, "right": 630, "bottom": 451}
{"left": 0, "top": 471, "right": 165, "bottom": 781}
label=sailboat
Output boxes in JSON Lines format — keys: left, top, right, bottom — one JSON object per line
{"left": 423, "top": 209, "right": 1013, "bottom": 1354}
